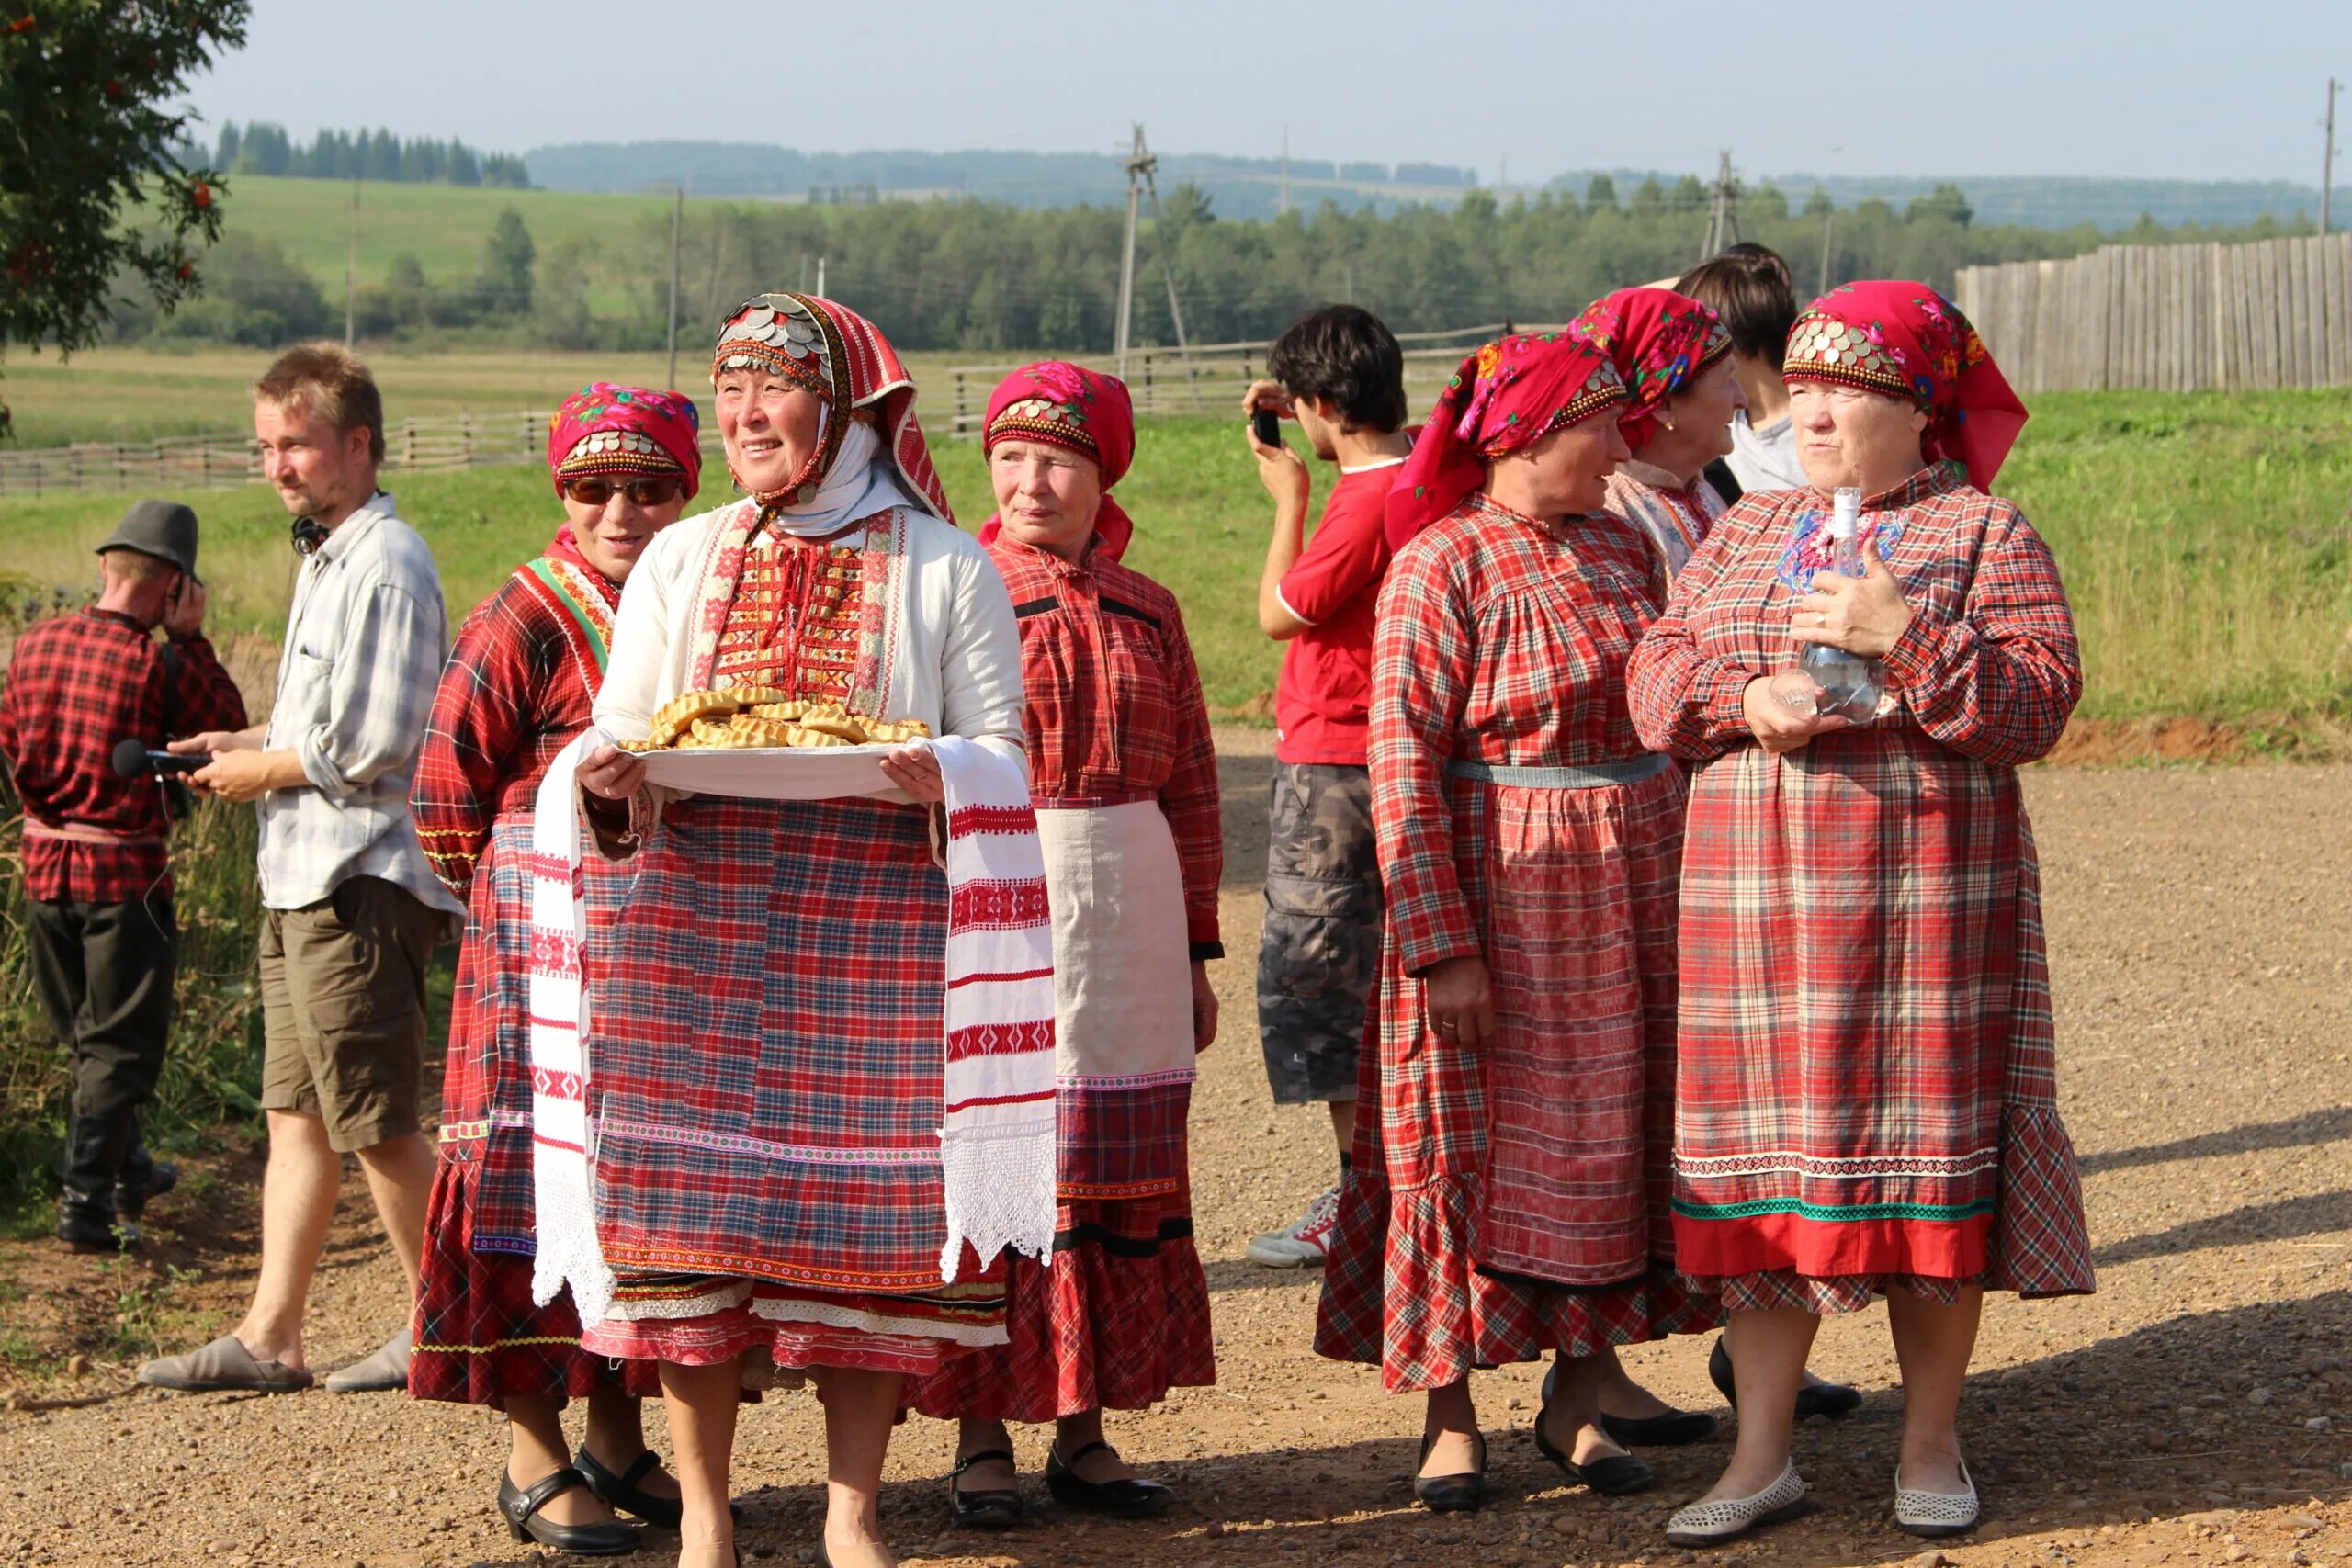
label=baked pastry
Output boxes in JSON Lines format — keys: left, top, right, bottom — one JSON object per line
{"left": 650, "top": 688, "right": 745, "bottom": 746}
{"left": 795, "top": 711, "right": 870, "bottom": 744}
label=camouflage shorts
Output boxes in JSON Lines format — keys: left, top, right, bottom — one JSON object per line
{"left": 1256, "top": 762, "right": 1382, "bottom": 1104}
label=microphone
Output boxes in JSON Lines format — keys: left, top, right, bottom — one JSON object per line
{"left": 111, "top": 739, "right": 208, "bottom": 779}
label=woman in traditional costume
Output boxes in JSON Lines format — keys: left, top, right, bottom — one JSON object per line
{"left": 1578, "top": 287, "right": 1742, "bottom": 581}
{"left": 1626, "top": 281, "right": 2090, "bottom": 1546}
{"left": 913, "top": 363, "right": 1218, "bottom": 1526}
{"left": 571, "top": 295, "right": 1045, "bottom": 1568}
{"left": 1312, "top": 332, "right": 1702, "bottom": 1514}
{"left": 409, "top": 383, "right": 703, "bottom": 1555}
{"left": 1574, "top": 289, "right": 1865, "bottom": 1444}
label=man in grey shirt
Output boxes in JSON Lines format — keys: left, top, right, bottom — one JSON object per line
{"left": 1678, "top": 243, "right": 1807, "bottom": 495}
{"left": 141, "top": 344, "right": 461, "bottom": 1396}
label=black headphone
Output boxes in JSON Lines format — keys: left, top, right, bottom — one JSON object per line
{"left": 290, "top": 516, "right": 329, "bottom": 558}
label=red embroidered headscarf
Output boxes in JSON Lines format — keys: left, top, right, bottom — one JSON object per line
{"left": 976, "top": 361, "right": 1137, "bottom": 562}
{"left": 545, "top": 382, "right": 704, "bottom": 500}
{"left": 1782, "top": 280, "right": 2028, "bottom": 489}
{"left": 711, "top": 292, "right": 952, "bottom": 523}
{"left": 1384, "top": 332, "right": 1627, "bottom": 549}
{"left": 1568, "top": 287, "right": 1734, "bottom": 451}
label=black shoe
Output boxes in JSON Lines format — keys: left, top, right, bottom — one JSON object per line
{"left": 946, "top": 1447, "right": 1023, "bottom": 1529}
{"left": 497, "top": 1467, "right": 640, "bottom": 1555}
{"left": 56, "top": 1205, "right": 134, "bottom": 1253}
{"left": 1599, "top": 1407, "right": 1719, "bottom": 1448}
{"left": 115, "top": 1156, "right": 178, "bottom": 1224}
{"left": 1533, "top": 1364, "right": 1654, "bottom": 1495}
{"left": 1708, "top": 1336, "right": 1865, "bottom": 1421}
{"left": 1045, "top": 1441, "right": 1172, "bottom": 1519}
{"left": 575, "top": 1444, "right": 729, "bottom": 1529}
{"left": 1412, "top": 1429, "right": 1487, "bottom": 1514}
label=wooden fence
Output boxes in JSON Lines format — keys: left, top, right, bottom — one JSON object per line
{"left": 0, "top": 321, "right": 1530, "bottom": 500}
{"left": 1953, "top": 232, "right": 2352, "bottom": 394}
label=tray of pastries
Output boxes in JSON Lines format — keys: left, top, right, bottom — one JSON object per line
{"left": 620, "top": 689, "right": 933, "bottom": 802}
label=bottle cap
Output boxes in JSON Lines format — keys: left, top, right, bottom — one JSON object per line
{"left": 1828, "top": 486, "right": 1862, "bottom": 536}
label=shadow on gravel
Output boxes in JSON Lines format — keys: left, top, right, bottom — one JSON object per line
{"left": 2082, "top": 1106, "right": 2352, "bottom": 1177}
{"left": 1216, "top": 751, "right": 1278, "bottom": 891}
{"left": 2095, "top": 1189, "right": 2352, "bottom": 1266}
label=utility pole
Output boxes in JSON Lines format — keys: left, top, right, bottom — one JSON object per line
{"left": 1701, "top": 149, "right": 1740, "bottom": 261}
{"left": 1818, "top": 207, "right": 1835, "bottom": 294}
{"left": 663, "top": 185, "right": 684, "bottom": 390}
{"left": 816, "top": 255, "right": 826, "bottom": 297}
{"left": 343, "top": 177, "right": 359, "bottom": 347}
{"left": 1498, "top": 153, "right": 1509, "bottom": 203}
{"left": 2323, "top": 77, "right": 2341, "bottom": 235}
{"left": 1110, "top": 124, "right": 1199, "bottom": 404}
{"left": 1279, "top": 125, "right": 1290, "bottom": 217}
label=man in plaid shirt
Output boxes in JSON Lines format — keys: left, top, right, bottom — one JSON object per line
{"left": 0, "top": 501, "right": 246, "bottom": 1251}
{"left": 139, "top": 344, "right": 462, "bottom": 1399}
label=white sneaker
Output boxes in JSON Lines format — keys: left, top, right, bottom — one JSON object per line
{"left": 1894, "top": 1461, "right": 1979, "bottom": 1537}
{"left": 1247, "top": 1184, "right": 1340, "bottom": 1268}
{"left": 1665, "top": 1462, "right": 1808, "bottom": 1546}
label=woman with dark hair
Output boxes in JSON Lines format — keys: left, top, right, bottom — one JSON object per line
{"left": 1629, "top": 281, "right": 2089, "bottom": 1547}
{"left": 1316, "top": 332, "right": 1698, "bottom": 1514}
{"left": 1577, "top": 286, "right": 1745, "bottom": 579}
{"left": 409, "top": 384, "right": 705, "bottom": 1555}
{"left": 917, "top": 361, "right": 1220, "bottom": 1527}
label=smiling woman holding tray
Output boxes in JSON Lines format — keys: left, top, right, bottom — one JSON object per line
{"left": 567, "top": 292, "right": 1047, "bottom": 1568}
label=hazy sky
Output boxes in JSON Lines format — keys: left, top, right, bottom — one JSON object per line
{"left": 188, "top": 0, "right": 2349, "bottom": 186}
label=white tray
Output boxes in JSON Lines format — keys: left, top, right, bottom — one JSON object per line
{"left": 638, "top": 742, "right": 906, "bottom": 802}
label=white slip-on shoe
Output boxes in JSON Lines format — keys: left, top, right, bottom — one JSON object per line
{"left": 1894, "top": 1461, "right": 1980, "bottom": 1538}
{"left": 1665, "top": 1461, "right": 1808, "bottom": 1547}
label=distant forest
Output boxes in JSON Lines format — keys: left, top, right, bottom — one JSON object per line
{"left": 182, "top": 121, "right": 531, "bottom": 188}
{"left": 120, "top": 173, "right": 2335, "bottom": 357}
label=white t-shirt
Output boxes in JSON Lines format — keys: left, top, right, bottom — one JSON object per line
{"left": 1725, "top": 410, "right": 1807, "bottom": 494}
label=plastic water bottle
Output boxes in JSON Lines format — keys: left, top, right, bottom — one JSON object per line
{"left": 1797, "top": 487, "right": 1884, "bottom": 723}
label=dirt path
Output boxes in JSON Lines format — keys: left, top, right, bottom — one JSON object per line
{"left": 6, "top": 750, "right": 2350, "bottom": 1568}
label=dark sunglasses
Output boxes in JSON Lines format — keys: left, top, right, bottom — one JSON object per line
{"left": 561, "top": 474, "right": 686, "bottom": 508}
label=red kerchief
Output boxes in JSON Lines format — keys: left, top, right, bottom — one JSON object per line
{"left": 1384, "top": 332, "right": 1626, "bottom": 549}
{"left": 545, "top": 383, "right": 704, "bottom": 500}
{"left": 711, "top": 292, "right": 952, "bottom": 519}
{"left": 1782, "top": 280, "right": 2028, "bottom": 489}
{"left": 1569, "top": 287, "right": 1733, "bottom": 450}
{"left": 977, "top": 361, "right": 1138, "bottom": 562}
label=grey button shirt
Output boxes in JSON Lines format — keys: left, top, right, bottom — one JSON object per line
{"left": 256, "top": 492, "right": 461, "bottom": 915}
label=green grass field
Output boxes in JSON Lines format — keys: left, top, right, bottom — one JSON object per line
{"left": 6, "top": 391, "right": 2350, "bottom": 727}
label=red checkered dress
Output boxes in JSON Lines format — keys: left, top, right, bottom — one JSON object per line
{"left": 579, "top": 522, "right": 1006, "bottom": 1376}
{"left": 0, "top": 609, "right": 246, "bottom": 902}
{"left": 1314, "top": 496, "right": 1712, "bottom": 1394}
{"left": 407, "top": 547, "right": 661, "bottom": 1404}
{"left": 912, "top": 534, "right": 1217, "bottom": 1423}
{"left": 1624, "top": 462, "right": 2095, "bottom": 1313}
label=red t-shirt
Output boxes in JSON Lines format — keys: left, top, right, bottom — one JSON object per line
{"left": 1273, "top": 461, "right": 1403, "bottom": 766}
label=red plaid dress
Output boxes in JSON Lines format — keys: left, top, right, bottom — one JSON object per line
{"left": 1624, "top": 462, "right": 2095, "bottom": 1314}
{"left": 914, "top": 534, "right": 1217, "bottom": 1422}
{"left": 407, "top": 546, "right": 660, "bottom": 1404}
{"left": 1314, "top": 496, "right": 1710, "bottom": 1394}
{"left": 580, "top": 519, "right": 1006, "bottom": 1377}
{"left": 0, "top": 609, "right": 246, "bottom": 902}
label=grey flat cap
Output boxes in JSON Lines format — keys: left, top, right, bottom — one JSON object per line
{"left": 96, "top": 499, "right": 200, "bottom": 581}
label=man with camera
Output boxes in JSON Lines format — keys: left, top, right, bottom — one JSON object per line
{"left": 0, "top": 501, "right": 247, "bottom": 1251}
{"left": 139, "top": 343, "right": 460, "bottom": 1396}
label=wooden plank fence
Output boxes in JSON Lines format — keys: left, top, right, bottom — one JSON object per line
{"left": 1954, "top": 232, "right": 2352, "bottom": 394}
{"left": 1, "top": 321, "right": 1534, "bottom": 500}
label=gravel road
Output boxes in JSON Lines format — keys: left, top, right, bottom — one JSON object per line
{"left": 5, "top": 746, "right": 2347, "bottom": 1568}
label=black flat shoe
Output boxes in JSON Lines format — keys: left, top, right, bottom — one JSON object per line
{"left": 576, "top": 1444, "right": 729, "bottom": 1529}
{"left": 1412, "top": 1430, "right": 1488, "bottom": 1514}
{"left": 1599, "top": 1407, "right": 1720, "bottom": 1447}
{"left": 115, "top": 1156, "right": 177, "bottom": 1222}
{"left": 1534, "top": 1365, "right": 1654, "bottom": 1495}
{"left": 1708, "top": 1336, "right": 1865, "bottom": 1421}
{"left": 496, "top": 1467, "right": 641, "bottom": 1556}
{"left": 946, "top": 1447, "right": 1023, "bottom": 1529}
{"left": 1045, "top": 1441, "right": 1172, "bottom": 1519}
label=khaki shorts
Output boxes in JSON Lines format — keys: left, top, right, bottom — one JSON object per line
{"left": 258, "top": 875, "right": 447, "bottom": 1153}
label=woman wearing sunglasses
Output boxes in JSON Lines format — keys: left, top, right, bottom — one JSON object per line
{"left": 407, "top": 383, "right": 702, "bottom": 1555}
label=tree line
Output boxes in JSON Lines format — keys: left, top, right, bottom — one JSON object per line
{"left": 195, "top": 120, "right": 529, "bottom": 187}
{"left": 111, "top": 179, "right": 2324, "bottom": 357}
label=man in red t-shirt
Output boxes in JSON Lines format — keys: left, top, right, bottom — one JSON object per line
{"left": 1240, "top": 306, "right": 1412, "bottom": 1268}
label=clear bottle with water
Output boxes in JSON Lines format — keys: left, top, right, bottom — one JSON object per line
{"left": 1796, "top": 486, "right": 1884, "bottom": 723}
